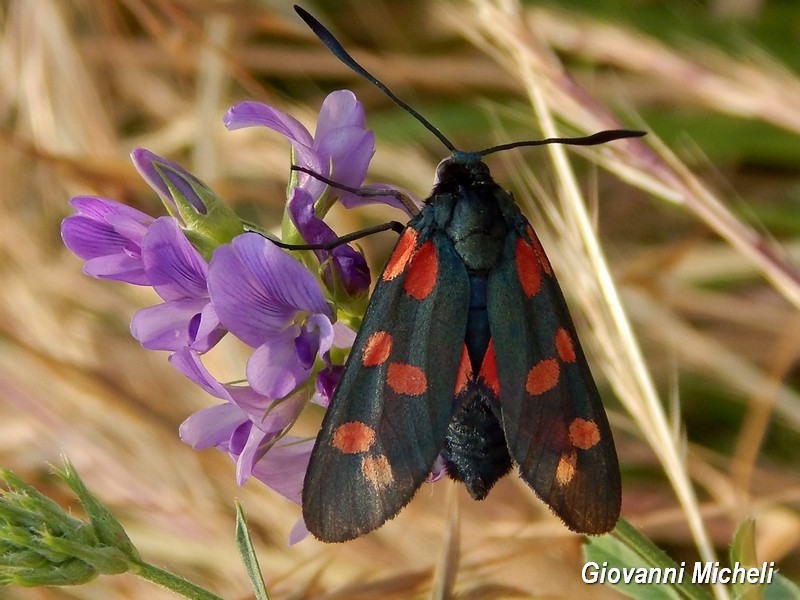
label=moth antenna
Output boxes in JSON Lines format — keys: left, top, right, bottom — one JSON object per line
{"left": 294, "top": 5, "right": 457, "bottom": 152}
{"left": 295, "top": 6, "right": 645, "bottom": 159}
{"left": 478, "top": 129, "right": 646, "bottom": 157}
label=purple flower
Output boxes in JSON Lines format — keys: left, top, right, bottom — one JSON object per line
{"left": 131, "top": 148, "right": 243, "bottom": 246}
{"left": 287, "top": 187, "right": 370, "bottom": 297}
{"left": 225, "top": 90, "right": 374, "bottom": 207}
{"left": 248, "top": 436, "right": 314, "bottom": 504}
{"left": 174, "top": 349, "right": 313, "bottom": 541}
{"left": 132, "top": 148, "right": 208, "bottom": 217}
{"left": 183, "top": 408, "right": 311, "bottom": 502}
{"left": 314, "top": 365, "right": 343, "bottom": 408}
{"left": 174, "top": 348, "right": 308, "bottom": 470}
{"left": 172, "top": 349, "right": 306, "bottom": 438}
{"left": 226, "top": 91, "right": 413, "bottom": 299}
{"left": 62, "top": 91, "right": 418, "bottom": 541}
{"left": 129, "top": 218, "right": 224, "bottom": 353}
{"left": 60, "top": 197, "right": 155, "bottom": 285}
{"left": 208, "top": 233, "right": 336, "bottom": 398}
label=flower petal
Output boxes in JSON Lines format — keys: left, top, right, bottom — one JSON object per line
{"left": 80, "top": 253, "right": 150, "bottom": 285}
{"left": 208, "top": 233, "right": 329, "bottom": 347}
{"left": 179, "top": 403, "right": 249, "bottom": 449}
{"left": 287, "top": 518, "right": 309, "bottom": 546}
{"left": 131, "top": 148, "right": 208, "bottom": 216}
{"left": 142, "top": 218, "right": 209, "bottom": 301}
{"left": 67, "top": 196, "right": 154, "bottom": 231}
{"left": 169, "top": 348, "right": 231, "bottom": 398}
{"left": 169, "top": 349, "right": 305, "bottom": 427}
{"left": 314, "top": 365, "right": 342, "bottom": 408}
{"left": 428, "top": 455, "right": 447, "bottom": 483}
{"left": 224, "top": 101, "right": 314, "bottom": 147}
{"left": 249, "top": 436, "right": 314, "bottom": 504}
{"left": 235, "top": 423, "right": 270, "bottom": 485}
{"left": 245, "top": 327, "right": 309, "bottom": 399}
{"left": 318, "top": 126, "right": 374, "bottom": 192}
{"left": 248, "top": 392, "right": 307, "bottom": 436}
{"left": 306, "top": 313, "right": 334, "bottom": 358}
{"left": 191, "top": 302, "right": 225, "bottom": 352}
{"left": 314, "top": 90, "right": 366, "bottom": 139}
{"left": 130, "top": 298, "right": 210, "bottom": 351}
{"left": 332, "top": 321, "right": 357, "bottom": 348}
{"left": 61, "top": 197, "right": 155, "bottom": 284}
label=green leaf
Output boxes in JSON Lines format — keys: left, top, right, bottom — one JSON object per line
{"left": 729, "top": 519, "right": 797, "bottom": 600}
{"left": 730, "top": 519, "right": 759, "bottom": 600}
{"left": 583, "top": 519, "right": 712, "bottom": 600}
{"left": 762, "top": 573, "right": 800, "bottom": 600}
{"left": 235, "top": 502, "right": 269, "bottom": 600}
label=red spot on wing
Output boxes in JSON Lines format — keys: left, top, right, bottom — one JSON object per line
{"left": 362, "top": 331, "right": 393, "bottom": 367}
{"left": 514, "top": 238, "right": 542, "bottom": 298}
{"left": 383, "top": 228, "right": 418, "bottom": 281}
{"left": 454, "top": 344, "right": 472, "bottom": 395}
{"left": 555, "top": 328, "right": 576, "bottom": 363}
{"left": 478, "top": 339, "right": 499, "bottom": 396}
{"left": 403, "top": 241, "right": 438, "bottom": 300}
{"left": 569, "top": 418, "right": 601, "bottom": 450}
{"left": 332, "top": 421, "right": 376, "bottom": 454}
{"left": 386, "top": 363, "right": 428, "bottom": 396}
{"left": 525, "top": 358, "right": 560, "bottom": 395}
{"left": 526, "top": 225, "right": 552, "bottom": 275}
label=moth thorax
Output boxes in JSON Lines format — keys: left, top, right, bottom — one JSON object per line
{"left": 447, "top": 192, "right": 507, "bottom": 271}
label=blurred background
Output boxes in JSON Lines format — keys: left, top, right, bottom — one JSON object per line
{"left": 1, "top": 0, "right": 799, "bottom": 598}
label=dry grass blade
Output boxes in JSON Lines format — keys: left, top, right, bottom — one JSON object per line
{"left": 430, "top": 486, "right": 460, "bottom": 600}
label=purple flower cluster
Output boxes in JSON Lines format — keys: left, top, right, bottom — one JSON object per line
{"left": 61, "top": 91, "right": 405, "bottom": 543}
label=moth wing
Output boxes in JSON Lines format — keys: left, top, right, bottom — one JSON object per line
{"left": 303, "top": 224, "right": 469, "bottom": 542}
{"left": 487, "top": 223, "right": 620, "bottom": 534}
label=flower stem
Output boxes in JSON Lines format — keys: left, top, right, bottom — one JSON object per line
{"left": 130, "top": 560, "right": 224, "bottom": 600}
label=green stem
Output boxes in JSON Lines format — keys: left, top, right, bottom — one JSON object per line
{"left": 130, "top": 560, "right": 224, "bottom": 600}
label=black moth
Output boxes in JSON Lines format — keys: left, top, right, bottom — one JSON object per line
{"left": 292, "top": 5, "right": 640, "bottom": 542}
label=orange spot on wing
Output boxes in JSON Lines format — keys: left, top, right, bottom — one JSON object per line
{"left": 525, "top": 358, "right": 560, "bottom": 395}
{"left": 403, "top": 241, "right": 438, "bottom": 300}
{"left": 515, "top": 238, "right": 542, "bottom": 298}
{"left": 555, "top": 451, "right": 577, "bottom": 485}
{"left": 478, "top": 340, "right": 499, "bottom": 396}
{"left": 454, "top": 344, "right": 472, "bottom": 395}
{"left": 526, "top": 225, "right": 552, "bottom": 275}
{"left": 361, "top": 454, "right": 393, "bottom": 489}
{"left": 386, "top": 363, "right": 428, "bottom": 396}
{"left": 555, "top": 328, "right": 576, "bottom": 363}
{"left": 362, "top": 331, "right": 393, "bottom": 367}
{"left": 332, "top": 421, "right": 376, "bottom": 454}
{"left": 383, "top": 228, "right": 418, "bottom": 281}
{"left": 569, "top": 418, "right": 601, "bottom": 450}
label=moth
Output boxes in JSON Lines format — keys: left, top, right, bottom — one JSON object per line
{"left": 293, "top": 5, "right": 640, "bottom": 542}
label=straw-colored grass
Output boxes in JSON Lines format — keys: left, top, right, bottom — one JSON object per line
{"left": 1, "top": 1, "right": 798, "bottom": 598}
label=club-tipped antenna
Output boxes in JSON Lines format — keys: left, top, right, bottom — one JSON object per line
{"left": 294, "top": 5, "right": 457, "bottom": 153}
{"left": 295, "top": 6, "right": 646, "bottom": 158}
{"left": 477, "top": 129, "right": 645, "bottom": 157}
